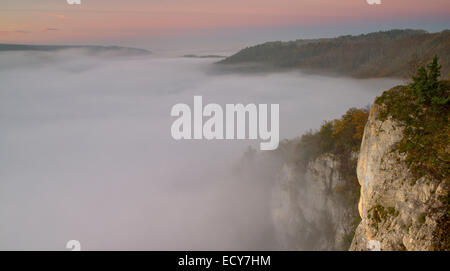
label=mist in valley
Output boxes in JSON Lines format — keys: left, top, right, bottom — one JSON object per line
{"left": 0, "top": 49, "right": 399, "bottom": 250}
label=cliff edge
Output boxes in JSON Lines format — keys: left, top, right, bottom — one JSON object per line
{"left": 351, "top": 82, "right": 449, "bottom": 250}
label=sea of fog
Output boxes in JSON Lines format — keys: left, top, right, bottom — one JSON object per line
{"left": 0, "top": 50, "right": 399, "bottom": 250}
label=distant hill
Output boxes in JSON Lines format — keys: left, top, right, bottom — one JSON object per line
{"left": 0, "top": 44, "right": 151, "bottom": 56}
{"left": 183, "top": 54, "right": 226, "bottom": 59}
{"left": 219, "top": 29, "right": 450, "bottom": 79}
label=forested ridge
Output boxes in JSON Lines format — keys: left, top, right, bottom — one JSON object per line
{"left": 219, "top": 29, "right": 450, "bottom": 79}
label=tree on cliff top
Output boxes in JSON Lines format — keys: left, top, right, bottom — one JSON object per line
{"left": 410, "top": 56, "right": 449, "bottom": 105}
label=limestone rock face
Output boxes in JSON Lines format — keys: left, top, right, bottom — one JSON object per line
{"left": 271, "top": 154, "right": 358, "bottom": 250}
{"left": 350, "top": 104, "right": 447, "bottom": 251}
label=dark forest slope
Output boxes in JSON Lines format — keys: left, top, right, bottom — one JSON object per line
{"left": 219, "top": 30, "right": 450, "bottom": 79}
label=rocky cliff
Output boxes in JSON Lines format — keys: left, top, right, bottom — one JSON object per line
{"left": 271, "top": 154, "right": 360, "bottom": 250}
{"left": 270, "top": 101, "right": 448, "bottom": 251}
{"left": 250, "top": 73, "right": 448, "bottom": 250}
{"left": 350, "top": 104, "right": 449, "bottom": 250}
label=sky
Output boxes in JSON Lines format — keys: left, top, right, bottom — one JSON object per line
{"left": 1, "top": 0, "right": 450, "bottom": 51}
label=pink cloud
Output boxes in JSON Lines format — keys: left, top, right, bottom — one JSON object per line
{"left": 0, "top": 30, "right": 31, "bottom": 35}
{"left": 41, "top": 28, "right": 59, "bottom": 32}
{"left": 33, "top": 11, "right": 65, "bottom": 19}
{"left": 14, "top": 30, "right": 31, "bottom": 34}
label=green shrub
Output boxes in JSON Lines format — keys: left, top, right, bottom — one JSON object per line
{"left": 419, "top": 213, "right": 427, "bottom": 224}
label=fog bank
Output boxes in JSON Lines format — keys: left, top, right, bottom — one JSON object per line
{"left": 0, "top": 50, "right": 399, "bottom": 250}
